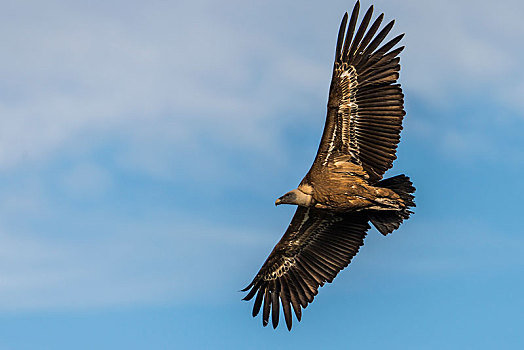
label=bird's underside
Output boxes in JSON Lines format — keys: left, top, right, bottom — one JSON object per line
{"left": 242, "top": 1, "right": 416, "bottom": 330}
{"left": 299, "top": 154, "right": 406, "bottom": 212}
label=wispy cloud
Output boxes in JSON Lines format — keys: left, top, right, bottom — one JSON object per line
{"left": 0, "top": 0, "right": 522, "bottom": 313}
{"left": 0, "top": 216, "right": 274, "bottom": 310}
{"left": 0, "top": 0, "right": 327, "bottom": 170}
{"left": 2, "top": 0, "right": 521, "bottom": 170}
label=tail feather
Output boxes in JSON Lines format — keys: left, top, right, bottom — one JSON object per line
{"left": 369, "top": 175, "right": 415, "bottom": 236}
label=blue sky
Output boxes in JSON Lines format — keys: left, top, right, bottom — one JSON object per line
{"left": 0, "top": 0, "right": 523, "bottom": 348}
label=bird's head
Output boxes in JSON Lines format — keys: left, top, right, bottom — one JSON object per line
{"left": 275, "top": 189, "right": 312, "bottom": 207}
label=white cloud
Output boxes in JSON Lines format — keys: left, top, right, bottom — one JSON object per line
{"left": 382, "top": 0, "right": 523, "bottom": 104}
{"left": 0, "top": 0, "right": 326, "bottom": 170}
{"left": 1, "top": 0, "right": 523, "bottom": 170}
{"left": 0, "top": 218, "right": 273, "bottom": 310}
{"left": 0, "top": 0, "right": 523, "bottom": 312}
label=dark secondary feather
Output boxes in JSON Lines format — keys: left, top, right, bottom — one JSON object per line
{"left": 311, "top": 0, "right": 406, "bottom": 183}
{"left": 242, "top": 207, "right": 370, "bottom": 330}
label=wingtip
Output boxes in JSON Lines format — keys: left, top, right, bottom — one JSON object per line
{"left": 240, "top": 281, "right": 254, "bottom": 292}
{"left": 285, "top": 316, "right": 293, "bottom": 331}
{"left": 351, "top": 1, "right": 360, "bottom": 17}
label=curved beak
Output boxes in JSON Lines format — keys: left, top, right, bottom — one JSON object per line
{"left": 275, "top": 198, "right": 282, "bottom": 206}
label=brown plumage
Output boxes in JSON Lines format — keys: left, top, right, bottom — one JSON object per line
{"left": 242, "top": 1, "right": 415, "bottom": 330}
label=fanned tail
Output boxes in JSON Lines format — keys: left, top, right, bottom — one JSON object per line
{"left": 369, "top": 174, "right": 415, "bottom": 235}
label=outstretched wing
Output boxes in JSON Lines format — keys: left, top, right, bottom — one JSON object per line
{"left": 242, "top": 207, "right": 370, "bottom": 330}
{"left": 311, "top": 1, "right": 406, "bottom": 183}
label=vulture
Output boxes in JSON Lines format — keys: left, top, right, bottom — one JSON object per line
{"left": 242, "top": 1, "right": 415, "bottom": 330}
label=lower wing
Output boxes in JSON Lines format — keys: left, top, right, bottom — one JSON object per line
{"left": 242, "top": 207, "right": 370, "bottom": 330}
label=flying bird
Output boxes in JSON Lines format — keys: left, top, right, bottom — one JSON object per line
{"left": 242, "top": 1, "right": 415, "bottom": 330}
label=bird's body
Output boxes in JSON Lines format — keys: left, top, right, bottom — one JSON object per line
{"left": 297, "top": 154, "right": 404, "bottom": 212}
{"left": 243, "top": 1, "right": 416, "bottom": 330}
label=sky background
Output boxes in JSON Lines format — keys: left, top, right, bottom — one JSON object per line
{"left": 0, "top": 0, "right": 523, "bottom": 348}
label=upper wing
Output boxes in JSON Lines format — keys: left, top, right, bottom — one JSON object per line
{"left": 311, "top": 1, "right": 406, "bottom": 183}
{"left": 242, "top": 207, "right": 370, "bottom": 330}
